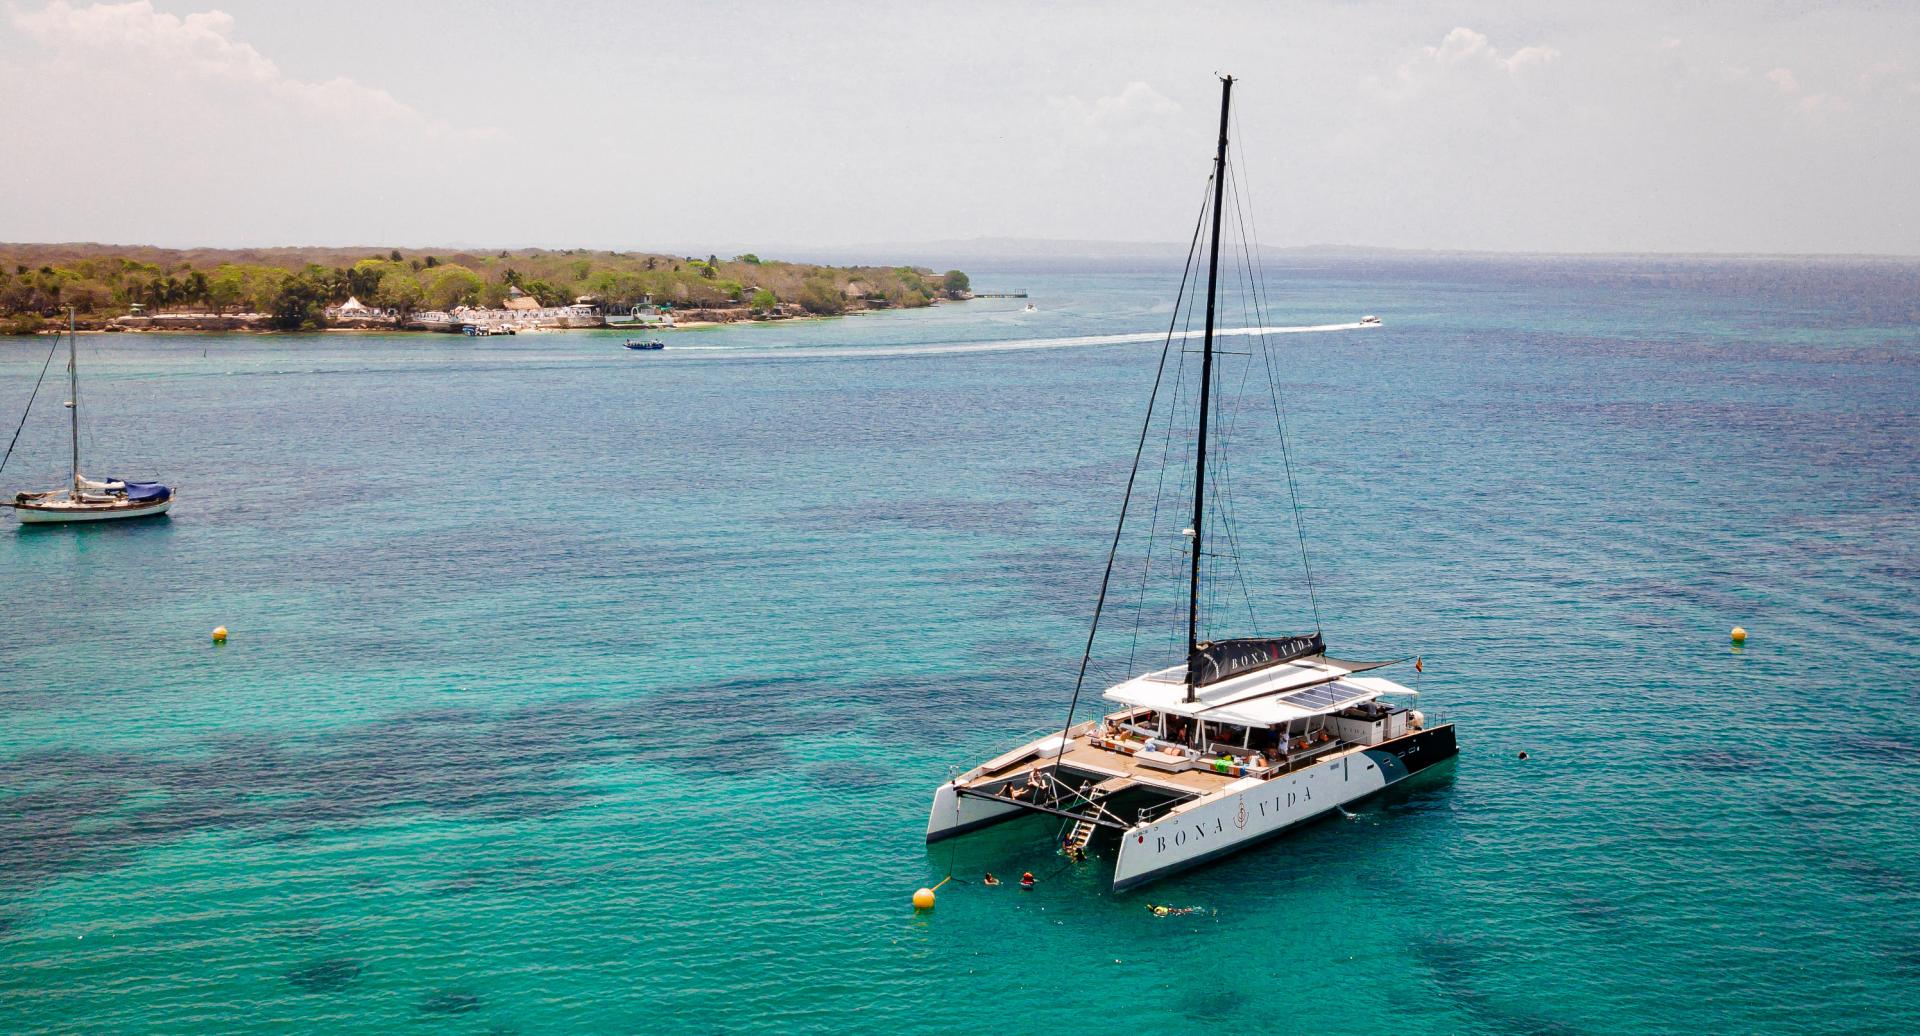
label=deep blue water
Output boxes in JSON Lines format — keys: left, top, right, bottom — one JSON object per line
{"left": 2, "top": 256, "right": 1917, "bottom": 1033}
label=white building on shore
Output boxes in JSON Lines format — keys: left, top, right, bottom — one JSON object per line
{"left": 323, "top": 296, "right": 398, "bottom": 323}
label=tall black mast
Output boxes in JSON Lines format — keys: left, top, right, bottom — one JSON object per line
{"left": 1186, "top": 74, "right": 1233, "bottom": 703}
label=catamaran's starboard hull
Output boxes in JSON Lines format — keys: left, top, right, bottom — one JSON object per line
{"left": 14, "top": 499, "right": 173, "bottom": 524}
{"left": 1110, "top": 723, "right": 1456, "bottom": 891}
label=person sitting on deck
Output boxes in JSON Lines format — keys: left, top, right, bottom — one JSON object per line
{"left": 1248, "top": 750, "right": 1267, "bottom": 770}
{"left": 1008, "top": 765, "right": 1045, "bottom": 799}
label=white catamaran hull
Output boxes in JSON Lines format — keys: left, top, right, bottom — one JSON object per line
{"left": 14, "top": 499, "right": 173, "bottom": 524}
{"left": 1112, "top": 724, "right": 1454, "bottom": 890}
{"left": 927, "top": 781, "right": 1029, "bottom": 840}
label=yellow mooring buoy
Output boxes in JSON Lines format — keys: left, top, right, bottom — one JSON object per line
{"left": 912, "top": 875, "right": 952, "bottom": 910}
{"left": 212, "top": 626, "right": 228, "bottom": 644}
{"left": 1731, "top": 626, "right": 1747, "bottom": 644}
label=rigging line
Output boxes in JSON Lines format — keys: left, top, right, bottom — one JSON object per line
{"left": 0, "top": 325, "right": 65, "bottom": 480}
{"left": 1054, "top": 173, "right": 1215, "bottom": 770}
{"left": 1230, "top": 114, "right": 1320, "bottom": 632}
{"left": 1154, "top": 284, "right": 1199, "bottom": 671}
{"left": 1129, "top": 179, "right": 1212, "bottom": 676}
{"left": 1226, "top": 120, "right": 1322, "bottom": 632}
{"left": 1213, "top": 362, "right": 1259, "bottom": 631}
{"left": 1168, "top": 256, "right": 1208, "bottom": 664}
{"left": 1200, "top": 347, "right": 1255, "bottom": 633}
{"left": 1214, "top": 190, "right": 1266, "bottom": 632}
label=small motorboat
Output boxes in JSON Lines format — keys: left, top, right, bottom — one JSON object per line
{"left": 623, "top": 339, "right": 666, "bottom": 351}
{"left": 1360, "top": 314, "right": 1382, "bottom": 326}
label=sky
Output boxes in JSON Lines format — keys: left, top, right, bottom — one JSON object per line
{"left": 2, "top": 0, "right": 1917, "bottom": 256}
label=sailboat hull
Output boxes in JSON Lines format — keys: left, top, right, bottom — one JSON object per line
{"left": 13, "top": 498, "right": 173, "bottom": 524}
{"left": 1110, "top": 723, "right": 1456, "bottom": 891}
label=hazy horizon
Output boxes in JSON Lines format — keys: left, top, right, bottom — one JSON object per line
{"left": 4, "top": 1, "right": 1918, "bottom": 257}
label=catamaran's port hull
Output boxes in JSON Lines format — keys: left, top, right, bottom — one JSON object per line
{"left": 926, "top": 780, "right": 1031, "bottom": 842}
{"left": 1111, "top": 723, "right": 1456, "bottom": 891}
{"left": 13, "top": 499, "right": 173, "bottom": 524}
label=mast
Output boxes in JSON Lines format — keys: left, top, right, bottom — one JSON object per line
{"left": 67, "top": 308, "right": 79, "bottom": 496}
{"left": 1186, "top": 75, "right": 1233, "bottom": 702}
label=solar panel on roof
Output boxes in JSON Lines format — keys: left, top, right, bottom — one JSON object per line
{"left": 1281, "top": 683, "right": 1359, "bottom": 709}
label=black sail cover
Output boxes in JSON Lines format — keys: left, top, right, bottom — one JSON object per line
{"left": 1187, "top": 633, "right": 1325, "bottom": 688}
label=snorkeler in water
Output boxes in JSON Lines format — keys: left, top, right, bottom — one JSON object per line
{"left": 1147, "top": 904, "right": 1204, "bottom": 917}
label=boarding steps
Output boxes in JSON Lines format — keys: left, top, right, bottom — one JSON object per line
{"left": 1064, "top": 818, "right": 1099, "bottom": 856}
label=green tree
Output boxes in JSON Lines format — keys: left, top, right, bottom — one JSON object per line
{"left": 750, "top": 288, "right": 778, "bottom": 312}
{"left": 373, "top": 268, "right": 424, "bottom": 316}
{"left": 347, "top": 258, "right": 390, "bottom": 299}
{"left": 205, "top": 266, "right": 245, "bottom": 314}
{"left": 522, "top": 279, "right": 570, "bottom": 307}
{"left": 421, "top": 264, "right": 483, "bottom": 309}
{"left": 797, "top": 277, "right": 845, "bottom": 315}
{"left": 268, "top": 271, "right": 329, "bottom": 330}
{"left": 942, "top": 269, "right": 970, "bottom": 297}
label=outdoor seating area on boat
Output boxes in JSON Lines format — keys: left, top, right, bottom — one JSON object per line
{"left": 1084, "top": 701, "right": 1415, "bottom": 780}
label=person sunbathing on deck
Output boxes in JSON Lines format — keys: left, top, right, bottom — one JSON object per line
{"left": 1008, "top": 765, "right": 1045, "bottom": 799}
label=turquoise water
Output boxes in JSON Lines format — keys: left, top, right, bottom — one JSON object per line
{"left": 2, "top": 257, "right": 1917, "bottom": 1033}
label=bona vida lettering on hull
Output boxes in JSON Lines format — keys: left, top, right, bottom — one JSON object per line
{"left": 1152, "top": 786, "right": 1312, "bottom": 854}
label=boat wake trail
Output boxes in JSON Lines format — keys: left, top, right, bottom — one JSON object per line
{"left": 685, "top": 322, "right": 1376, "bottom": 362}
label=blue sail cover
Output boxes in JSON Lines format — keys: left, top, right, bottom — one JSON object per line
{"left": 120, "top": 482, "right": 171, "bottom": 503}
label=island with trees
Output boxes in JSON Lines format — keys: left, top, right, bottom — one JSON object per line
{"left": 0, "top": 244, "right": 973, "bottom": 333}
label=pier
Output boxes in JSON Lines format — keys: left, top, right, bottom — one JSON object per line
{"left": 973, "top": 291, "right": 1028, "bottom": 298}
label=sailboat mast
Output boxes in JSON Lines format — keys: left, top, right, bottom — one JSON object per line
{"left": 1186, "top": 74, "right": 1234, "bottom": 703}
{"left": 67, "top": 308, "right": 79, "bottom": 496}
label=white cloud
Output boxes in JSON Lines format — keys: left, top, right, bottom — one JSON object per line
{"left": 10, "top": 1, "right": 438, "bottom": 130}
{"left": 0, "top": 1, "right": 504, "bottom": 246}
{"left": 1049, "top": 81, "right": 1181, "bottom": 135}
{"left": 1387, "top": 26, "right": 1562, "bottom": 95}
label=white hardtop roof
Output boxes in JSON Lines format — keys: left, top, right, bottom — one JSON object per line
{"left": 1101, "top": 657, "right": 1413, "bottom": 727}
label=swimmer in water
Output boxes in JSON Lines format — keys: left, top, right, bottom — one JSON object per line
{"left": 1147, "top": 904, "right": 1202, "bottom": 917}
{"left": 1019, "top": 871, "right": 1036, "bottom": 889}
{"left": 983, "top": 873, "right": 1002, "bottom": 886}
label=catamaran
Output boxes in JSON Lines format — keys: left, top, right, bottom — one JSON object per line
{"left": 5, "top": 311, "right": 173, "bottom": 524}
{"left": 926, "top": 77, "right": 1456, "bottom": 891}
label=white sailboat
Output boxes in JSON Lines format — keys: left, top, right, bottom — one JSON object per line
{"left": 5, "top": 311, "right": 173, "bottom": 524}
{"left": 926, "top": 77, "right": 1456, "bottom": 891}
